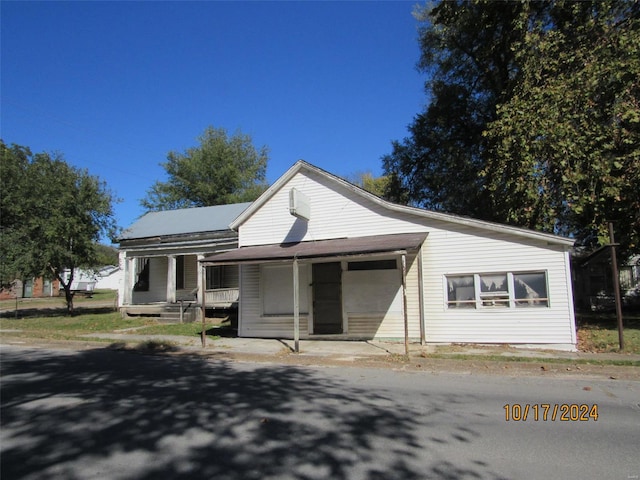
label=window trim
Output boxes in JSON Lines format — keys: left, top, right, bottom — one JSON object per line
{"left": 445, "top": 271, "right": 549, "bottom": 309}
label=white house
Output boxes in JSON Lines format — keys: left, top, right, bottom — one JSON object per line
{"left": 118, "top": 203, "right": 251, "bottom": 322}
{"left": 94, "top": 265, "right": 122, "bottom": 291}
{"left": 202, "top": 161, "right": 577, "bottom": 351}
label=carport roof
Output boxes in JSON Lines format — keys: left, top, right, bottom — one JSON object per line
{"left": 200, "top": 232, "right": 428, "bottom": 265}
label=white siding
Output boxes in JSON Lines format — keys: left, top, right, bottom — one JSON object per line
{"left": 237, "top": 168, "right": 576, "bottom": 348}
{"left": 420, "top": 227, "right": 575, "bottom": 346}
{"left": 239, "top": 170, "right": 425, "bottom": 247}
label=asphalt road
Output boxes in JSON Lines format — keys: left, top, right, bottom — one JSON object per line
{"left": 1, "top": 344, "right": 638, "bottom": 480}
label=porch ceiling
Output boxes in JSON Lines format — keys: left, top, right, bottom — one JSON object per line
{"left": 200, "top": 232, "right": 428, "bottom": 265}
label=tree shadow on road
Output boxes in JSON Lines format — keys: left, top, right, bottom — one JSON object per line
{"left": 1, "top": 347, "right": 507, "bottom": 480}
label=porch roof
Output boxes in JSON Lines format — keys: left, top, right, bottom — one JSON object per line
{"left": 200, "top": 232, "right": 428, "bottom": 265}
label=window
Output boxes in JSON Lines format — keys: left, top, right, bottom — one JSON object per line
{"left": 206, "top": 265, "right": 233, "bottom": 290}
{"left": 176, "top": 256, "right": 185, "bottom": 290}
{"left": 513, "top": 272, "right": 549, "bottom": 307}
{"left": 446, "top": 272, "right": 549, "bottom": 309}
{"left": 261, "top": 264, "right": 309, "bottom": 315}
{"left": 479, "top": 273, "right": 509, "bottom": 308}
{"left": 134, "top": 258, "right": 149, "bottom": 291}
{"left": 348, "top": 259, "right": 397, "bottom": 271}
{"left": 447, "top": 275, "right": 476, "bottom": 308}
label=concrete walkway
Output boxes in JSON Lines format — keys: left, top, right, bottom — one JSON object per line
{"left": 80, "top": 333, "right": 640, "bottom": 363}
{"left": 83, "top": 333, "right": 408, "bottom": 358}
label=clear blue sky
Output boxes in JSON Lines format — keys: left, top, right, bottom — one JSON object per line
{"left": 1, "top": 1, "right": 425, "bottom": 243}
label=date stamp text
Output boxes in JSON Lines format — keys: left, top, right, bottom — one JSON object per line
{"left": 504, "top": 403, "right": 599, "bottom": 421}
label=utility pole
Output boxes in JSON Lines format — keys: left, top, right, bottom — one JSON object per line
{"left": 608, "top": 223, "right": 624, "bottom": 350}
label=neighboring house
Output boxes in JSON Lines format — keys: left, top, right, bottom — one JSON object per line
{"left": 573, "top": 250, "right": 640, "bottom": 311}
{"left": 117, "top": 203, "right": 251, "bottom": 322}
{"left": 202, "top": 161, "right": 577, "bottom": 351}
{"left": 60, "top": 266, "right": 123, "bottom": 294}
{"left": 0, "top": 277, "right": 60, "bottom": 300}
{"left": 94, "top": 265, "right": 122, "bottom": 290}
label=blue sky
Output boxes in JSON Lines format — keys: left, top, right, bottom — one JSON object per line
{"left": 1, "top": 1, "right": 425, "bottom": 242}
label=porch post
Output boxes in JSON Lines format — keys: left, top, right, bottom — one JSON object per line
{"left": 417, "top": 247, "right": 426, "bottom": 345}
{"left": 293, "top": 257, "right": 300, "bottom": 353}
{"left": 401, "top": 254, "right": 409, "bottom": 356}
{"left": 167, "top": 255, "right": 176, "bottom": 303}
{"left": 197, "top": 255, "right": 205, "bottom": 303}
{"left": 124, "top": 257, "right": 136, "bottom": 305}
{"left": 201, "top": 264, "right": 207, "bottom": 348}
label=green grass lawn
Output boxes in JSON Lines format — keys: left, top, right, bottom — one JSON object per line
{"left": 2, "top": 293, "right": 639, "bottom": 357}
{"left": 0, "top": 312, "right": 146, "bottom": 341}
{"left": 577, "top": 312, "right": 640, "bottom": 354}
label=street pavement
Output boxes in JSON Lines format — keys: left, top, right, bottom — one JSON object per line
{"left": 1, "top": 343, "right": 639, "bottom": 480}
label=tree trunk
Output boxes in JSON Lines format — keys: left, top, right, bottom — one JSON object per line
{"left": 63, "top": 285, "right": 75, "bottom": 315}
{"left": 53, "top": 267, "right": 75, "bottom": 315}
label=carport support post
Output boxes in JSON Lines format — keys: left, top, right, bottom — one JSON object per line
{"left": 293, "top": 258, "right": 300, "bottom": 353}
{"left": 201, "top": 265, "right": 207, "bottom": 348}
{"left": 609, "top": 223, "right": 624, "bottom": 350}
{"left": 401, "top": 254, "right": 409, "bottom": 356}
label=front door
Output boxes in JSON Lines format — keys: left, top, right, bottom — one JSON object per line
{"left": 312, "top": 262, "right": 343, "bottom": 334}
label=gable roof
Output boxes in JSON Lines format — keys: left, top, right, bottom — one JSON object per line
{"left": 230, "top": 160, "right": 574, "bottom": 247}
{"left": 118, "top": 202, "right": 252, "bottom": 241}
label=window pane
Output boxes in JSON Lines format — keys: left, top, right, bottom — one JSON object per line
{"left": 447, "top": 275, "right": 476, "bottom": 308}
{"left": 514, "top": 272, "right": 548, "bottom": 307}
{"left": 479, "top": 274, "right": 507, "bottom": 293}
{"left": 478, "top": 274, "right": 508, "bottom": 307}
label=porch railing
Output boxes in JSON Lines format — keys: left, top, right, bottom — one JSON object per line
{"left": 205, "top": 288, "right": 239, "bottom": 306}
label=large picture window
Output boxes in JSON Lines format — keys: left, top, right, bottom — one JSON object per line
{"left": 446, "top": 272, "right": 549, "bottom": 309}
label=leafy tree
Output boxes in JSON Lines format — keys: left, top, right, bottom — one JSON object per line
{"left": 0, "top": 141, "right": 118, "bottom": 313}
{"left": 482, "top": 0, "right": 640, "bottom": 259}
{"left": 383, "top": 0, "right": 640, "bottom": 259}
{"left": 383, "top": 0, "right": 544, "bottom": 215}
{"left": 344, "top": 171, "right": 391, "bottom": 198}
{"left": 141, "top": 126, "right": 269, "bottom": 211}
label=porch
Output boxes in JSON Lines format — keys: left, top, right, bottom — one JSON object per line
{"left": 119, "top": 253, "right": 239, "bottom": 322}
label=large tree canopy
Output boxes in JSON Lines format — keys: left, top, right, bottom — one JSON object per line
{"left": 383, "top": 0, "right": 639, "bottom": 259}
{"left": 141, "top": 126, "right": 269, "bottom": 211}
{"left": 482, "top": 0, "right": 640, "bottom": 258}
{"left": 0, "top": 140, "right": 118, "bottom": 312}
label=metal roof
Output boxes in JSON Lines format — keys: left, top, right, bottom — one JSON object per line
{"left": 118, "top": 202, "right": 252, "bottom": 241}
{"left": 201, "top": 232, "right": 428, "bottom": 265}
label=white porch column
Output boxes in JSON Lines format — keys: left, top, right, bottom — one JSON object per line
{"left": 123, "top": 257, "right": 136, "bottom": 305}
{"left": 167, "top": 255, "right": 176, "bottom": 303}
